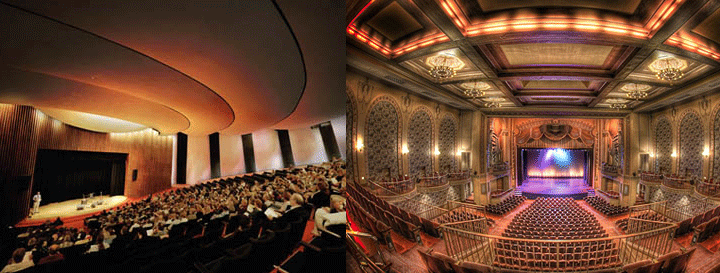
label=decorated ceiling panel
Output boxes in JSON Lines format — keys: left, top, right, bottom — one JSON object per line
{"left": 348, "top": 0, "right": 720, "bottom": 114}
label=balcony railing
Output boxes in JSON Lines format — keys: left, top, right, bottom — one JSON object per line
{"left": 418, "top": 174, "right": 448, "bottom": 188}
{"left": 696, "top": 180, "right": 720, "bottom": 198}
{"left": 601, "top": 163, "right": 621, "bottom": 176}
{"left": 639, "top": 172, "right": 663, "bottom": 183}
{"left": 662, "top": 176, "right": 693, "bottom": 190}
{"left": 490, "top": 162, "right": 509, "bottom": 174}
{"left": 367, "top": 178, "right": 415, "bottom": 196}
{"left": 447, "top": 170, "right": 472, "bottom": 181}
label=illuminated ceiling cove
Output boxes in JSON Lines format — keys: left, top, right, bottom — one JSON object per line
{"left": 1, "top": 1, "right": 344, "bottom": 135}
{"left": 347, "top": 0, "right": 720, "bottom": 115}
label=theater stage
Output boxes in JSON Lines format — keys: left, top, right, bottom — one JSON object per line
{"left": 16, "top": 195, "right": 127, "bottom": 227}
{"left": 518, "top": 178, "right": 591, "bottom": 199}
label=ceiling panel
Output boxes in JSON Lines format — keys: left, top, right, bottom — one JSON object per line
{"left": 475, "top": 0, "right": 643, "bottom": 14}
{"left": 499, "top": 43, "right": 615, "bottom": 67}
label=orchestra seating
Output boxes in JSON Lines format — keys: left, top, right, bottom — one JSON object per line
{"left": 584, "top": 196, "right": 628, "bottom": 216}
{"left": 433, "top": 210, "right": 495, "bottom": 227}
{"left": 486, "top": 196, "right": 526, "bottom": 215}
{"left": 494, "top": 198, "right": 619, "bottom": 271}
{"left": 346, "top": 183, "right": 429, "bottom": 241}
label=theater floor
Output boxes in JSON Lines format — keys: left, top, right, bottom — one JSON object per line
{"left": 347, "top": 199, "right": 720, "bottom": 273}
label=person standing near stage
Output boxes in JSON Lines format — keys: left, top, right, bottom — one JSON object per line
{"left": 32, "top": 192, "right": 41, "bottom": 215}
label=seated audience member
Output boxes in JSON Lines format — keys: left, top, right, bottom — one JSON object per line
{"left": 1, "top": 248, "right": 33, "bottom": 273}
{"left": 272, "top": 194, "right": 307, "bottom": 227}
{"left": 312, "top": 194, "right": 347, "bottom": 239}
{"left": 36, "top": 244, "right": 63, "bottom": 265}
{"left": 309, "top": 180, "right": 331, "bottom": 209}
{"left": 86, "top": 234, "right": 109, "bottom": 253}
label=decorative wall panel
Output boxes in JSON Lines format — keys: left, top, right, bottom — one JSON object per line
{"left": 408, "top": 109, "right": 432, "bottom": 177}
{"left": 679, "top": 112, "right": 703, "bottom": 177}
{"left": 347, "top": 97, "right": 355, "bottom": 182}
{"left": 714, "top": 109, "right": 720, "bottom": 177}
{"left": 439, "top": 116, "right": 457, "bottom": 172}
{"left": 366, "top": 100, "right": 399, "bottom": 179}
{"left": 654, "top": 118, "right": 672, "bottom": 173}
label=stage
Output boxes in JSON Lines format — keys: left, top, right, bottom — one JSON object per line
{"left": 16, "top": 195, "right": 127, "bottom": 227}
{"left": 518, "top": 178, "right": 591, "bottom": 199}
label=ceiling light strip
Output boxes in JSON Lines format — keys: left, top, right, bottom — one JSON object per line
{"left": 666, "top": 36, "right": 720, "bottom": 60}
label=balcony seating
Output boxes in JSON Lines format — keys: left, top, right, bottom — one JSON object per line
{"left": 584, "top": 196, "right": 628, "bottom": 216}
{"left": 346, "top": 183, "right": 425, "bottom": 242}
{"left": 486, "top": 196, "right": 526, "bottom": 215}
{"left": 692, "top": 216, "right": 720, "bottom": 243}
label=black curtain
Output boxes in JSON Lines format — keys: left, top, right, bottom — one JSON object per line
{"left": 32, "top": 150, "right": 127, "bottom": 204}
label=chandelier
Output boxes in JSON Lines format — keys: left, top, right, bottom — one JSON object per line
{"left": 460, "top": 81, "right": 490, "bottom": 98}
{"left": 484, "top": 97, "right": 503, "bottom": 108}
{"left": 649, "top": 57, "right": 686, "bottom": 82}
{"left": 426, "top": 53, "right": 464, "bottom": 81}
{"left": 621, "top": 83, "right": 651, "bottom": 100}
{"left": 610, "top": 103, "right": 627, "bottom": 109}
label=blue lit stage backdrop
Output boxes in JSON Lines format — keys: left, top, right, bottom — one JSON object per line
{"left": 521, "top": 148, "right": 588, "bottom": 179}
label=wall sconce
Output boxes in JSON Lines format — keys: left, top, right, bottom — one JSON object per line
{"left": 649, "top": 153, "right": 654, "bottom": 158}
{"left": 356, "top": 139, "right": 364, "bottom": 152}
{"left": 434, "top": 147, "right": 441, "bottom": 156}
{"left": 456, "top": 150, "right": 463, "bottom": 156}
{"left": 402, "top": 145, "right": 409, "bottom": 154}
{"left": 703, "top": 147, "right": 710, "bottom": 157}
{"left": 671, "top": 151, "right": 677, "bottom": 158}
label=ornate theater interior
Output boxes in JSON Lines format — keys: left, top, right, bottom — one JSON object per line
{"left": 0, "top": 1, "right": 347, "bottom": 273}
{"left": 346, "top": 0, "right": 720, "bottom": 272}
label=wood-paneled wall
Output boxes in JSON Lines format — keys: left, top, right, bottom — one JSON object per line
{"left": 0, "top": 104, "right": 173, "bottom": 226}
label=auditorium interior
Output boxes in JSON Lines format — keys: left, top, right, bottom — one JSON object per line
{"left": 0, "top": 1, "right": 347, "bottom": 273}
{"left": 346, "top": 0, "right": 720, "bottom": 272}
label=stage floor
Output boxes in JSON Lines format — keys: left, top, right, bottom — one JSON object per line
{"left": 26, "top": 195, "right": 127, "bottom": 222}
{"left": 518, "top": 178, "right": 590, "bottom": 196}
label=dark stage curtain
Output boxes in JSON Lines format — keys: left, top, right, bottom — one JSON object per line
{"left": 32, "top": 150, "right": 126, "bottom": 204}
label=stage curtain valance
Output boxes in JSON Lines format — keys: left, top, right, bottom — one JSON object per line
{"left": 515, "top": 120, "right": 596, "bottom": 147}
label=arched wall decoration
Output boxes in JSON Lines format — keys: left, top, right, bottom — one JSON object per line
{"left": 514, "top": 119, "right": 596, "bottom": 147}
{"left": 346, "top": 86, "right": 358, "bottom": 183}
{"left": 678, "top": 111, "right": 703, "bottom": 177}
{"left": 654, "top": 117, "right": 672, "bottom": 173}
{"left": 408, "top": 107, "right": 433, "bottom": 178}
{"left": 713, "top": 106, "right": 720, "bottom": 177}
{"left": 365, "top": 96, "right": 401, "bottom": 179}
{"left": 439, "top": 115, "right": 458, "bottom": 173}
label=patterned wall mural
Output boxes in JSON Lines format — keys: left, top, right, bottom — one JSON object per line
{"left": 408, "top": 109, "right": 432, "bottom": 178}
{"left": 714, "top": 109, "right": 720, "bottom": 177}
{"left": 679, "top": 112, "right": 703, "bottom": 177}
{"left": 365, "top": 100, "right": 400, "bottom": 180}
{"left": 654, "top": 118, "right": 672, "bottom": 173}
{"left": 347, "top": 95, "right": 355, "bottom": 182}
{"left": 439, "top": 116, "right": 457, "bottom": 173}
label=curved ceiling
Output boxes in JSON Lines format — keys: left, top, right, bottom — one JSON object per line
{"left": 0, "top": 0, "right": 312, "bottom": 135}
{"left": 347, "top": 0, "right": 720, "bottom": 115}
{"left": 38, "top": 108, "right": 147, "bottom": 133}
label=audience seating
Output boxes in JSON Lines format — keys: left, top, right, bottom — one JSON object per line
{"left": 493, "top": 198, "right": 620, "bottom": 272}
{"left": 584, "top": 196, "right": 628, "bottom": 216}
{"left": 346, "top": 183, "right": 426, "bottom": 242}
{"left": 486, "top": 196, "right": 526, "bottom": 215}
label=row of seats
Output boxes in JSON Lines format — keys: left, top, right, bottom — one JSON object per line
{"left": 494, "top": 198, "right": 618, "bottom": 272}
{"left": 346, "top": 183, "right": 428, "bottom": 242}
{"left": 692, "top": 215, "right": 720, "bottom": 243}
{"left": 584, "top": 196, "right": 629, "bottom": 216}
{"left": 417, "top": 248, "right": 492, "bottom": 273}
{"left": 621, "top": 248, "right": 696, "bottom": 273}
{"left": 433, "top": 210, "right": 493, "bottom": 227}
{"left": 486, "top": 196, "right": 526, "bottom": 215}
{"left": 675, "top": 204, "right": 720, "bottom": 237}
{"left": 346, "top": 195, "right": 393, "bottom": 247}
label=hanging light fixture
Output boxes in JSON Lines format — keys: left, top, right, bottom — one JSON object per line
{"left": 649, "top": 57, "right": 686, "bottom": 82}
{"left": 460, "top": 81, "right": 490, "bottom": 98}
{"left": 484, "top": 97, "right": 503, "bottom": 108}
{"left": 621, "top": 83, "right": 651, "bottom": 100}
{"left": 426, "top": 53, "right": 464, "bottom": 81}
{"left": 610, "top": 103, "right": 627, "bottom": 110}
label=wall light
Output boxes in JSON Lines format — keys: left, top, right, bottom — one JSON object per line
{"left": 703, "top": 147, "right": 710, "bottom": 157}
{"left": 434, "top": 147, "right": 441, "bottom": 156}
{"left": 356, "top": 139, "right": 364, "bottom": 152}
{"left": 649, "top": 153, "right": 654, "bottom": 158}
{"left": 671, "top": 151, "right": 677, "bottom": 158}
{"left": 402, "top": 144, "right": 409, "bottom": 154}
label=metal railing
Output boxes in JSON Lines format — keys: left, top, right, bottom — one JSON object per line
{"left": 366, "top": 178, "right": 415, "bottom": 196}
{"left": 696, "top": 180, "right": 720, "bottom": 198}
{"left": 662, "top": 176, "right": 693, "bottom": 190}
{"left": 447, "top": 170, "right": 472, "bottom": 181}
{"left": 418, "top": 174, "right": 448, "bottom": 188}
{"left": 440, "top": 218, "right": 676, "bottom": 272}
{"left": 346, "top": 231, "right": 390, "bottom": 273}
{"left": 640, "top": 172, "right": 663, "bottom": 183}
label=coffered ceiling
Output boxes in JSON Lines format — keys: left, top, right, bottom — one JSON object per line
{"left": 347, "top": 0, "right": 720, "bottom": 115}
